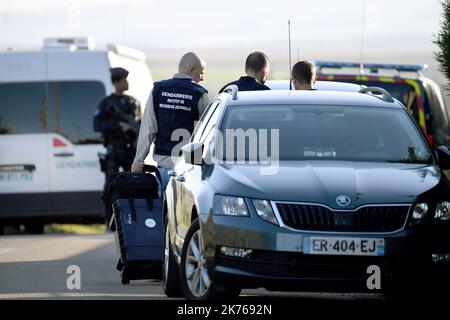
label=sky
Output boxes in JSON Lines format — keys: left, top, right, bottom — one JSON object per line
{"left": 0, "top": 0, "right": 448, "bottom": 91}
{"left": 0, "top": 0, "right": 443, "bottom": 52}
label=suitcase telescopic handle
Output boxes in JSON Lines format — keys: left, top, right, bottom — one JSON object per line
{"left": 142, "top": 164, "right": 158, "bottom": 173}
{"left": 142, "top": 164, "right": 162, "bottom": 186}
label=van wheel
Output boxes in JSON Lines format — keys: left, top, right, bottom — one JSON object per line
{"left": 0, "top": 224, "right": 4, "bottom": 236}
{"left": 25, "top": 223, "right": 44, "bottom": 235}
{"left": 180, "top": 218, "right": 241, "bottom": 300}
{"left": 163, "top": 220, "right": 183, "bottom": 297}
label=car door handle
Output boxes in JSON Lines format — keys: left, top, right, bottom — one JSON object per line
{"left": 176, "top": 175, "right": 185, "bottom": 182}
{"left": 53, "top": 152, "right": 74, "bottom": 157}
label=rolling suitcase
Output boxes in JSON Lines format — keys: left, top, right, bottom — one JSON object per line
{"left": 112, "top": 197, "right": 164, "bottom": 284}
{"left": 105, "top": 165, "right": 164, "bottom": 284}
{"left": 103, "top": 166, "right": 161, "bottom": 230}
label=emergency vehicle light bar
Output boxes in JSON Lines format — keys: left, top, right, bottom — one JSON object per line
{"left": 314, "top": 61, "right": 428, "bottom": 73}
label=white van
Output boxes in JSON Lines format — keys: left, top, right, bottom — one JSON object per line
{"left": 0, "top": 37, "right": 153, "bottom": 234}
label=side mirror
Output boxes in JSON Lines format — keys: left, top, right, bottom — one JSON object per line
{"left": 437, "top": 146, "right": 450, "bottom": 170}
{"left": 181, "top": 142, "right": 204, "bottom": 165}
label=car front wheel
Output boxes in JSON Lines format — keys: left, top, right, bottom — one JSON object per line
{"left": 180, "top": 218, "right": 240, "bottom": 300}
{"left": 163, "top": 220, "right": 183, "bottom": 297}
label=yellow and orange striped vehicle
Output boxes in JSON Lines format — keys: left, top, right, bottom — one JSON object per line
{"left": 316, "top": 61, "right": 450, "bottom": 148}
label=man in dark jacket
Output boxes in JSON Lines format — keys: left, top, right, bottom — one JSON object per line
{"left": 94, "top": 67, "right": 141, "bottom": 174}
{"left": 219, "top": 51, "right": 271, "bottom": 93}
{"left": 291, "top": 60, "right": 317, "bottom": 90}
{"left": 93, "top": 67, "right": 141, "bottom": 224}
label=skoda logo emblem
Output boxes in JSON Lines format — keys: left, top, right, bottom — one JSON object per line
{"left": 336, "top": 195, "right": 351, "bottom": 207}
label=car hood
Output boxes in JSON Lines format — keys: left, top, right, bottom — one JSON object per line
{"left": 208, "top": 161, "right": 442, "bottom": 209}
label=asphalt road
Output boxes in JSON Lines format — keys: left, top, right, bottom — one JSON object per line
{"left": 0, "top": 234, "right": 385, "bottom": 301}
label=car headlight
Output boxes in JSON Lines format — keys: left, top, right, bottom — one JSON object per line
{"left": 252, "top": 199, "right": 278, "bottom": 225}
{"left": 435, "top": 201, "right": 450, "bottom": 220}
{"left": 213, "top": 195, "right": 248, "bottom": 216}
{"left": 412, "top": 203, "right": 428, "bottom": 220}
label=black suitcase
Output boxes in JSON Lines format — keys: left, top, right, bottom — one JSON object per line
{"left": 113, "top": 198, "right": 164, "bottom": 284}
{"left": 103, "top": 165, "right": 161, "bottom": 231}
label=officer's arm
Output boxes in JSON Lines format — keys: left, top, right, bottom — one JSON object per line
{"left": 197, "top": 93, "right": 211, "bottom": 117}
{"left": 133, "top": 91, "right": 158, "bottom": 166}
{"left": 134, "top": 99, "right": 142, "bottom": 123}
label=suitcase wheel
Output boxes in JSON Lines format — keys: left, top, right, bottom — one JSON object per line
{"left": 121, "top": 271, "right": 130, "bottom": 285}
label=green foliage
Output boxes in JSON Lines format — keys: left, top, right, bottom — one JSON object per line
{"left": 435, "top": 0, "right": 450, "bottom": 86}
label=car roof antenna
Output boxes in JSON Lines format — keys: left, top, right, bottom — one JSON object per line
{"left": 288, "top": 20, "right": 293, "bottom": 90}
{"left": 359, "top": 0, "right": 366, "bottom": 75}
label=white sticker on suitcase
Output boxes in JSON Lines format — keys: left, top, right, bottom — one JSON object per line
{"left": 145, "top": 219, "right": 156, "bottom": 228}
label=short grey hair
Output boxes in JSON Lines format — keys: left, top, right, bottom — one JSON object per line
{"left": 178, "top": 52, "right": 204, "bottom": 74}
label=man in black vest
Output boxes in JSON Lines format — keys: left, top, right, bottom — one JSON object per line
{"left": 219, "top": 51, "right": 271, "bottom": 93}
{"left": 131, "top": 52, "right": 209, "bottom": 188}
{"left": 94, "top": 67, "right": 141, "bottom": 173}
{"left": 93, "top": 67, "right": 141, "bottom": 225}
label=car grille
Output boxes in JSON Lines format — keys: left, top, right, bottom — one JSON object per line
{"left": 216, "top": 249, "right": 389, "bottom": 280}
{"left": 275, "top": 203, "right": 410, "bottom": 232}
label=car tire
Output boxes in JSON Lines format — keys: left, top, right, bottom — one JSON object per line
{"left": 163, "top": 220, "right": 183, "bottom": 297}
{"left": 180, "top": 218, "right": 241, "bottom": 300}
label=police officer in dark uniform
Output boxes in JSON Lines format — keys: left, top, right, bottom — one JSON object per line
{"left": 291, "top": 60, "right": 317, "bottom": 90}
{"left": 131, "top": 52, "right": 210, "bottom": 188}
{"left": 93, "top": 67, "right": 141, "bottom": 224}
{"left": 219, "top": 51, "right": 271, "bottom": 93}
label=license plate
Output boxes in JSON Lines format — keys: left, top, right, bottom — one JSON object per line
{"left": 303, "top": 236, "right": 385, "bottom": 256}
{"left": 0, "top": 172, "right": 34, "bottom": 182}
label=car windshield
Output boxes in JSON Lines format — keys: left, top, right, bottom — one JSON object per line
{"left": 218, "top": 104, "right": 432, "bottom": 163}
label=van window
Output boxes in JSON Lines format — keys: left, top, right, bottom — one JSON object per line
{"left": 0, "top": 81, "right": 106, "bottom": 144}
{"left": 336, "top": 80, "right": 420, "bottom": 123}
{"left": 0, "top": 82, "right": 47, "bottom": 134}
{"left": 361, "top": 81, "right": 419, "bottom": 119}
{"left": 47, "top": 81, "right": 106, "bottom": 144}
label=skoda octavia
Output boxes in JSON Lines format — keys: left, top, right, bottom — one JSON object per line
{"left": 163, "top": 87, "right": 450, "bottom": 300}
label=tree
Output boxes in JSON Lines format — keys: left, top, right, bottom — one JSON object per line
{"left": 435, "top": 0, "right": 450, "bottom": 87}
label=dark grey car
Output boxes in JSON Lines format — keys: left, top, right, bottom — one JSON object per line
{"left": 163, "top": 87, "right": 450, "bottom": 300}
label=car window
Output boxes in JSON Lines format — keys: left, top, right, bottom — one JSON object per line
{"left": 425, "top": 83, "right": 448, "bottom": 131}
{"left": 363, "top": 82, "right": 419, "bottom": 117}
{"left": 200, "top": 103, "right": 221, "bottom": 143}
{"left": 191, "top": 101, "right": 219, "bottom": 143}
{"left": 0, "top": 82, "right": 47, "bottom": 134}
{"left": 334, "top": 80, "right": 421, "bottom": 122}
{"left": 219, "top": 105, "right": 432, "bottom": 164}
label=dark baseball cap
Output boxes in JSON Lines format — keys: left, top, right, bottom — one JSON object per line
{"left": 110, "top": 67, "right": 129, "bottom": 82}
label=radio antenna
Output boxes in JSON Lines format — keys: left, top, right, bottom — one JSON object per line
{"left": 359, "top": 0, "right": 366, "bottom": 75}
{"left": 288, "top": 20, "right": 292, "bottom": 90}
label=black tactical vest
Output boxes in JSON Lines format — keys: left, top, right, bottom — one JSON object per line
{"left": 152, "top": 78, "right": 207, "bottom": 156}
